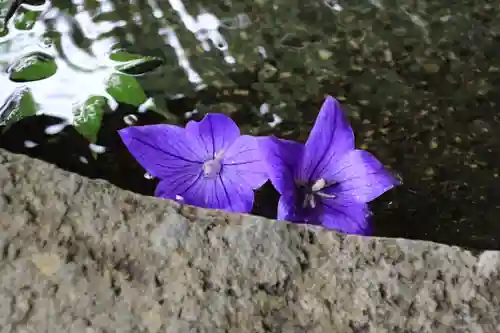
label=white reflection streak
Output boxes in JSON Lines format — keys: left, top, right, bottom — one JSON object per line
{"left": 161, "top": 27, "right": 203, "bottom": 85}
{"left": 167, "top": 0, "right": 235, "bottom": 64}
{"left": 147, "top": 0, "right": 204, "bottom": 86}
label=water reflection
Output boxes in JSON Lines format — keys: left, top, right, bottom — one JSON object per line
{"left": 0, "top": 0, "right": 499, "bottom": 250}
{"left": 0, "top": 0, "right": 117, "bottom": 120}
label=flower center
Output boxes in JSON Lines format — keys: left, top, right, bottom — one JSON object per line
{"left": 296, "top": 178, "right": 337, "bottom": 209}
{"left": 202, "top": 150, "right": 225, "bottom": 178}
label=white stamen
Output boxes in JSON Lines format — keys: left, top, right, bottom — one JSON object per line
{"left": 308, "top": 194, "right": 316, "bottom": 209}
{"left": 317, "top": 191, "right": 337, "bottom": 199}
{"left": 311, "top": 178, "right": 327, "bottom": 192}
{"left": 202, "top": 150, "right": 225, "bottom": 177}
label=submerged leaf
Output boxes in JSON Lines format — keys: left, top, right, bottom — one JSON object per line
{"left": 0, "top": 86, "right": 38, "bottom": 131}
{"left": 109, "top": 49, "right": 164, "bottom": 75}
{"left": 13, "top": 7, "right": 40, "bottom": 30}
{"left": 73, "top": 95, "right": 107, "bottom": 143}
{"left": 106, "top": 73, "right": 147, "bottom": 107}
{"left": 8, "top": 51, "right": 57, "bottom": 82}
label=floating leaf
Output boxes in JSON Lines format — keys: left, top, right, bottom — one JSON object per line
{"left": 0, "top": 86, "right": 38, "bottom": 131}
{"left": 8, "top": 51, "right": 57, "bottom": 82}
{"left": 14, "top": 7, "right": 40, "bottom": 30}
{"left": 73, "top": 95, "right": 107, "bottom": 143}
{"left": 109, "top": 49, "right": 164, "bottom": 75}
{"left": 106, "top": 73, "right": 147, "bottom": 107}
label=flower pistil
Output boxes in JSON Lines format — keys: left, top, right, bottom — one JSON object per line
{"left": 203, "top": 150, "right": 225, "bottom": 178}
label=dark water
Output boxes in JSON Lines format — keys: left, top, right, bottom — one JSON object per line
{"left": 1, "top": 0, "right": 499, "bottom": 251}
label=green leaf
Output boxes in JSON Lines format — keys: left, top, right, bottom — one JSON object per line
{"left": 106, "top": 73, "right": 148, "bottom": 107}
{"left": 109, "top": 49, "right": 164, "bottom": 75}
{"left": 0, "top": 26, "right": 8, "bottom": 37}
{"left": 13, "top": 7, "right": 40, "bottom": 31}
{"left": 0, "top": 87, "right": 38, "bottom": 132}
{"left": 72, "top": 95, "right": 107, "bottom": 143}
{"left": 8, "top": 52, "right": 57, "bottom": 82}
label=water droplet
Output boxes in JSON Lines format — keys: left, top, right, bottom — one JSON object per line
{"left": 144, "top": 172, "right": 153, "bottom": 179}
{"left": 185, "top": 109, "right": 199, "bottom": 118}
{"left": 224, "top": 55, "right": 235, "bottom": 64}
{"left": 89, "top": 143, "right": 106, "bottom": 154}
{"left": 268, "top": 114, "right": 283, "bottom": 128}
{"left": 24, "top": 140, "right": 38, "bottom": 148}
{"left": 324, "top": 0, "right": 343, "bottom": 11}
{"left": 123, "top": 114, "right": 138, "bottom": 125}
{"left": 44, "top": 123, "right": 67, "bottom": 135}
{"left": 138, "top": 97, "right": 156, "bottom": 113}
{"left": 221, "top": 13, "right": 251, "bottom": 29}
{"left": 259, "top": 103, "right": 270, "bottom": 115}
{"left": 257, "top": 46, "right": 267, "bottom": 58}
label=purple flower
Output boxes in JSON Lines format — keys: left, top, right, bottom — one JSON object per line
{"left": 118, "top": 114, "right": 268, "bottom": 213}
{"left": 258, "top": 96, "right": 399, "bottom": 235}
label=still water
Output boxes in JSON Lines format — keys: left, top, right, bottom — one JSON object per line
{"left": 1, "top": 0, "right": 499, "bottom": 250}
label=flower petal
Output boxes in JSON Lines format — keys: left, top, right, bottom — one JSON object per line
{"left": 325, "top": 149, "right": 399, "bottom": 203}
{"left": 320, "top": 196, "right": 371, "bottom": 235}
{"left": 257, "top": 136, "right": 304, "bottom": 194}
{"left": 155, "top": 172, "right": 255, "bottom": 213}
{"left": 222, "top": 135, "right": 269, "bottom": 189}
{"left": 118, "top": 124, "right": 203, "bottom": 179}
{"left": 297, "top": 96, "right": 355, "bottom": 182}
{"left": 154, "top": 163, "right": 203, "bottom": 200}
{"left": 185, "top": 113, "right": 240, "bottom": 158}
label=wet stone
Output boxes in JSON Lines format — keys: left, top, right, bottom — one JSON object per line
{"left": 0, "top": 148, "right": 499, "bottom": 332}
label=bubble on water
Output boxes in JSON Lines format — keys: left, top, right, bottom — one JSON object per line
{"left": 89, "top": 143, "right": 106, "bottom": 154}
{"left": 172, "top": 93, "right": 185, "bottom": 100}
{"left": 79, "top": 156, "right": 89, "bottom": 164}
{"left": 268, "top": 114, "right": 283, "bottom": 128}
{"left": 23, "top": 140, "right": 38, "bottom": 148}
{"left": 324, "top": 0, "right": 343, "bottom": 11}
{"left": 44, "top": 122, "right": 67, "bottom": 135}
{"left": 144, "top": 172, "right": 154, "bottom": 179}
{"left": 257, "top": 46, "right": 267, "bottom": 58}
{"left": 224, "top": 55, "right": 236, "bottom": 64}
{"left": 259, "top": 103, "right": 270, "bottom": 115}
{"left": 185, "top": 109, "right": 199, "bottom": 118}
{"left": 221, "top": 13, "right": 251, "bottom": 30}
{"left": 138, "top": 97, "right": 156, "bottom": 113}
{"left": 194, "top": 83, "right": 207, "bottom": 91}
{"left": 123, "top": 114, "right": 138, "bottom": 125}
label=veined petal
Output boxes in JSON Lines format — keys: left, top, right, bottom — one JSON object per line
{"left": 320, "top": 196, "right": 371, "bottom": 235}
{"left": 154, "top": 163, "right": 203, "bottom": 199}
{"left": 298, "top": 96, "right": 355, "bottom": 182}
{"left": 185, "top": 113, "right": 240, "bottom": 158}
{"left": 156, "top": 172, "right": 254, "bottom": 213}
{"left": 257, "top": 136, "right": 304, "bottom": 194}
{"left": 223, "top": 135, "right": 269, "bottom": 189}
{"left": 118, "top": 124, "right": 203, "bottom": 179}
{"left": 325, "top": 149, "right": 399, "bottom": 203}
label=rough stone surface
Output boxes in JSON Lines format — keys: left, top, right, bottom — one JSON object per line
{"left": 0, "top": 148, "right": 499, "bottom": 333}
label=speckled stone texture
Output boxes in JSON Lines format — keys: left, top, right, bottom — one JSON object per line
{"left": 0, "top": 148, "right": 499, "bottom": 333}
